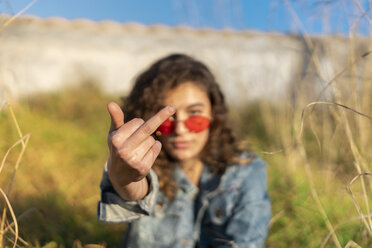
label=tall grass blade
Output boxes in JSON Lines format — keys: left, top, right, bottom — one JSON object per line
{"left": 0, "top": 134, "right": 30, "bottom": 176}
{"left": 0, "top": 0, "right": 38, "bottom": 31}
{"left": 0, "top": 188, "right": 18, "bottom": 248}
{"left": 346, "top": 172, "right": 372, "bottom": 234}
{"left": 7, "top": 104, "right": 25, "bottom": 148}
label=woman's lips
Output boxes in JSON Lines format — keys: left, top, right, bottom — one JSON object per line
{"left": 171, "top": 141, "right": 192, "bottom": 149}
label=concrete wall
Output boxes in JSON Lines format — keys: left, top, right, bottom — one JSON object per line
{"left": 0, "top": 15, "right": 365, "bottom": 105}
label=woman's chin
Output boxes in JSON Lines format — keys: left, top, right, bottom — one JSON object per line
{"left": 168, "top": 150, "right": 197, "bottom": 162}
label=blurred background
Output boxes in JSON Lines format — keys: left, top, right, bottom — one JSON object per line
{"left": 1, "top": 0, "right": 372, "bottom": 247}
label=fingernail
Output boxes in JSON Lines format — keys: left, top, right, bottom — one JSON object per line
{"left": 168, "top": 106, "right": 175, "bottom": 113}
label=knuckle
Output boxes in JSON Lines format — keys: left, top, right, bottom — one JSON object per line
{"left": 132, "top": 118, "right": 145, "bottom": 127}
{"left": 126, "top": 152, "right": 141, "bottom": 165}
{"left": 148, "top": 136, "right": 156, "bottom": 145}
{"left": 136, "top": 162, "right": 148, "bottom": 175}
{"left": 152, "top": 141, "right": 161, "bottom": 151}
{"left": 150, "top": 147, "right": 159, "bottom": 159}
{"left": 141, "top": 122, "right": 153, "bottom": 135}
{"left": 117, "top": 145, "right": 130, "bottom": 159}
{"left": 111, "top": 135, "right": 122, "bottom": 147}
{"left": 128, "top": 157, "right": 139, "bottom": 166}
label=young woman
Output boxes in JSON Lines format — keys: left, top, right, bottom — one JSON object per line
{"left": 98, "top": 54, "right": 271, "bottom": 247}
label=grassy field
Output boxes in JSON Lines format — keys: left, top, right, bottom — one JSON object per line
{"left": 1, "top": 65, "right": 372, "bottom": 247}
{"left": 2, "top": 0, "right": 372, "bottom": 246}
{"left": 0, "top": 84, "right": 124, "bottom": 247}
{"left": 1, "top": 6, "right": 372, "bottom": 245}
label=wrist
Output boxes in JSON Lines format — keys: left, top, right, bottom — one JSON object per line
{"left": 114, "top": 177, "right": 149, "bottom": 201}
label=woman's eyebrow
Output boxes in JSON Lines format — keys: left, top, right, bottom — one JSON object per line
{"left": 186, "top": 103, "right": 205, "bottom": 109}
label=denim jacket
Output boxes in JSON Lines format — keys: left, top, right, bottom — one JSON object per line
{"left": 98, "top": 154, "right": 271, "bottom": 248}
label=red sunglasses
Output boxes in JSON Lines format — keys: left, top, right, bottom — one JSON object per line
{"left": 156, "top": 116, "right": 210, "bottom": 135}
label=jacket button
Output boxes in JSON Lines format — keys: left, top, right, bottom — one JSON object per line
{"left": 215, "top": 208, "right": 224, "bottom": 218}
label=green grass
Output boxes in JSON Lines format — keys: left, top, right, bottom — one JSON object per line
{"left": 0, "top": 83, "right": 124, "bottom": 247}
{"left": 1, "top": 82, "right": 372, "bottom": 247}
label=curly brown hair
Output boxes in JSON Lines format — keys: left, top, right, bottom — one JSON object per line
{"left": 122, "top": 54, "right": 243, "bottom": 200}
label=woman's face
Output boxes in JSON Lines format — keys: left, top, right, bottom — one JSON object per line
{"left": 159, "top": 82, "right": 211, "bottom": 162}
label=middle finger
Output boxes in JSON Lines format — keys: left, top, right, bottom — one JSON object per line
{"left": 126, "top": 106, "right": 175, "bottom": 149}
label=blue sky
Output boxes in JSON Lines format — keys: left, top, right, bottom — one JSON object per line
{"left": 2, "top": 0, "right": 371, "bottom": 35}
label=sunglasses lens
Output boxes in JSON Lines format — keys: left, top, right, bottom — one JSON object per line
{"left": 157, "top": 116, "right": 210, "bottom": 135}
{"left": 157, "top": 119, "right": 174, "bottom": 135}
{"left": 184, "top": 116, "right": 210, "bottom": 133}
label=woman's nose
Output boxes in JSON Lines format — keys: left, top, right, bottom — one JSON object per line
{"left": 174, "top": 118, "right": 188, "bottom": 135}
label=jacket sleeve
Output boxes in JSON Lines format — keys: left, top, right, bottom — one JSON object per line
{"left": 97, "top": 162, "right": 159, "bottom": 223}
{"left": 224, "top": 158, "right": 271, "bottom": 248}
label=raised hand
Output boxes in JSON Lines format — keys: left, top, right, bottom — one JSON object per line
{"left": 106, "top": 102, "right": 175, "bottom": 201}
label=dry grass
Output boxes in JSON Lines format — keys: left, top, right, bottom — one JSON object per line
{"left": 0, "top": 1, "right": 38, "bottom": 246}
{"left": 0, "top": 103, "right": 30, "bottom": 247}
{"left": 259, "top": 1, "right": 372, "bottom": 247}
{"left": 2, "top": 0, "right": 372, "bottom": 247}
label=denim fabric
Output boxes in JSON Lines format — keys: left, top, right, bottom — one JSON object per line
{"left": 98, "top": 153, "right": 271, "bottom": 248}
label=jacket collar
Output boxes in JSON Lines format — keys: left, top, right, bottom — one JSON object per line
{"left": 173, "top": 166, "right": 199, "bottom": 198}
{"left": 173, "top": 164, "right": 222, "bottom": 198}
